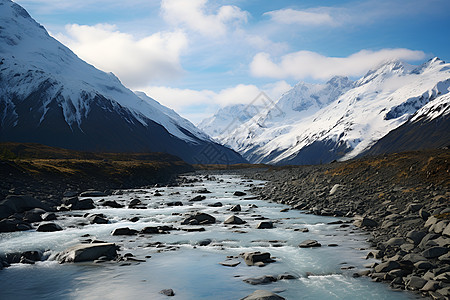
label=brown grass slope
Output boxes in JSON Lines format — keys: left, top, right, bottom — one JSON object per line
{"left": 0, "top": 142, "right": 194, "bottom": 199}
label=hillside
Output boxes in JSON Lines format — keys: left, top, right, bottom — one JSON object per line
{"left": 0, "top": 143, "right": 194, "bottom": 201}
{"left": 0, "top": 0, "right": 244, "bottom": 164}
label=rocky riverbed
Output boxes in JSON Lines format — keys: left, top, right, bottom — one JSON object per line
{"left": 242, "top": 149, "right": 449, "bottom": 299}
{"left": 0, "top": 172, "right": 416, "bottom": 300}
{"left": 0, "top": 149, "right": 448, "bottom": 299}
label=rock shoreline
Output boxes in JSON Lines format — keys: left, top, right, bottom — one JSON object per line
{"left": 240, "top": 150, "right": 449, "bottom": 299}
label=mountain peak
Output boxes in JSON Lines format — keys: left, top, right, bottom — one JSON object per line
{"left": 356, "top": 59, "right": 410, "bottom": 86}
{"left": 0, "top": 0, "right": 49, "bottom": 45}
{"left": 0, "top": 0, "right": 245, "bottom": 164}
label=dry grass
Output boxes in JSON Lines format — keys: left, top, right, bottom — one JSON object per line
{"left": 326, "top": 149, "right": 450, "bottom": 187}
{"left": 0, "top": 143, "right": 194, "bottom": 189}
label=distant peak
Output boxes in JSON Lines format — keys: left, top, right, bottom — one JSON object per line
{"left": 326, "top": 76, "right": 353, "bottom": 87}
{"left": 429, "top": 57, "right": 444, "bottom": 64}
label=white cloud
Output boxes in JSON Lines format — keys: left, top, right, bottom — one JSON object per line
{"left": 161, "top": 0, "right": 248, "bottom": 37}
{"left": 214, "top": 84, "right": 261, "bottom": 106}
{"left": 250, "top": 49, "right": 426, "bottom": 80}
{"left": 56, "top": 23, "right": 188, "bottom": 88}
{"left": 262, "top": 81, "right": 292, "bottom": 101}
{"left": 264, "top": 8, "right": 336, "bottom": 26}
{"left": 140, "top": 86, "right": 216, "bottom": 111}
{"left": 139, "top": 81, "right": 293, "bottom": 123}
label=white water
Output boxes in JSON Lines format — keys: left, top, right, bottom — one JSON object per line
{"left": 0, "top": 174, "right": 417, "bottom": 299}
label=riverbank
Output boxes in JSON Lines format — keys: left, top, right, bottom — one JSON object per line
{"left": 0, "top": 173, "right": 414, "bottom": 299}
{"left": 242, "top": 149, "right": 449, "bottom": 299}
{"left": 0, "top": 143, "right": 448, "bottom": 298}
{"left": 0, "top": 142, "right": 193, "bottom": 233}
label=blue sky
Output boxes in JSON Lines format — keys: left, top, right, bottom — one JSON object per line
{"left": 13, "top": 0, "right": 450, "bottom": 123}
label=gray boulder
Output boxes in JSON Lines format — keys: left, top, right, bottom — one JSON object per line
{"left": 243, "top": 275, "right": 277, "bottom": 285}
{"left": 256, "top": 221, "right": 273, "bottom": 229}
{"left": 23, "top": 208, "right": 47, "bottom": 223}
{"left": 353, "top": 216, "right": 378, "bottom": 228}
{"left": 277, "top": 274, "right": 297, "bottom": 280}
{"left": 414, "top": 261, "right": 434, "bottom": 270}
{"left": 234, "top": 191, "right": 247, "bottom": 196}
{"left": 420, "top": 280, "right": 440, "bottom": 292}
{"left": 197, "top": 239, "right": 212, "bottom": 246}
{"left": 111, "top": 227, "right": 138, "bottom": 236}
{"left": 0, "top": 195, "right": 51, "bottom": 219}
{"left": 374, "top": 261, "right": 400, "bottom": 273}
{"left": 102, "top": 200, "right": 124, "bottom": 208}
{"left": 79, "top": 191, "right": 107, "bottom": 197}
{"left": 422, "top": 247, "right": 449, "bottom": 259}
{"left": 129, "top": 199, "right": 142, "bottom": 208}
{"left": 75, "top": 198, "right": 95, "bottom": 210}
{"left": 87, "top": 214, "right": 108, "bottom": 224}
{"left": 443, "top": 223, "right": 450, "bottom": 237}
{"left": 241, "top": 290, "right": 285, "bottom": 300}
{"left": 189, "top": 195, "right": 206, "bottom": 202}
{"left": 160, "top": 289, "right": 175, "bottom": 296}
{"left": 41, "top": 212, "right": 57, "bottom": 221}
{"left": 224, "top": 215, "right": 246, "bottom": 225}
{"left": 406, "top": 276, "right": 427, "bottom": 290}
{"left": 242, "top": 252, "right": 274, "bottom": 266}
{"left": 57, "top": 243, "right": 117, "bottom": 263}
{"left": 384, "top": 237, "right": 406, "bottom": 247}
{"left": 63, "top": 197, "right": 95, "bottom": 210}
{"left": 406, "top": 230, "right": 426, "bottom": 245}
{"left": 36, "top": 222, "right": 62, "bottom": 232}
{"left": 181, "top": 213, "right": 215, "bottom": 225}
{"left": 230, "top": 204, "right": 241, "bottom": 212}
{"left": 0, "top": 218, "right": 31, "bottom": 232}
{"left": 298, "top": 240, "right": 321, "bottom": 248}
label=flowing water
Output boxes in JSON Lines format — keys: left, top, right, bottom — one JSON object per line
{"left": 0, "top": 174, "right": 417, "bottom": 299}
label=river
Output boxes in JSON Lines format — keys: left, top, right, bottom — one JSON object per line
{"left": 0, "top": 174, "right": 417, "bottom": 299}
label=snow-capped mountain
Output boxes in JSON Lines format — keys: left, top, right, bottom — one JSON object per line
{"left": 198, "top": 104, "right": 261, "bottom": 138}
{"left": 0, "top": 0, "right": 245, "bottom": 164}
{"left": 212, "top": 76, "right": 355, "bottom": 162}
{"left": 364, "top": 91, "right": 450, "bottom": 155}
{"left": 213, "top": 58, "right": 450, "bottom": 165}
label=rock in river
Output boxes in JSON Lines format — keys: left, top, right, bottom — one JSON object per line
{"left": 241, "top": 290, "right": 285, "bottom": 300}
{"left": 57, "top": 243, "right": 118, "bottom": 263}
{"left": 189, "top": 195, "right": 206, "bottom": 202}
{"left": 160, "top": 289, "right": 175, "bottom": 296}
{"left": 234, "top": 191, "right": 247, "bottom": 196}
{"left": 181, "top": 213, "right": 216, "bottom": 225}
{"left": 224, "top": 215, "right": 246, "bottom": 225}
{"left": 102, "top": 200, "right": 124, "bottom": 208}
{"left": 242, "top": 252, "right": 275, "bottom": 266}
{"left": 298, "top": 240, "right": 321, "bottom": 248}
{"left": 36, "top": 222, "right": 62, "bottom": 232}
{"left": 80, "top": 191, "right": 107, "bottom": 197}
{"left": 111, "top": 227, "right": 138, "bottom": 236}
{"left": 0, "top": 195, "right": 51, "bottom": 219}
{"left": 243, "top": 275, "right": 277, "bottom": 285}
{"left": 256, "top": 221, "right": 273, "bottom": 229}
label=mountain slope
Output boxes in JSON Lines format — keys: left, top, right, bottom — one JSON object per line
{"left": 363, "top": 92, "right": 450, "bottom": 155}
{"left": 198, "top": 104, "right": 261, "bottom": 138}
{"left": 0, "top": 0, "right": 245, "bottom": 164}
{"left": 217, "top": 76, "right": 355, "bottom": 162}
{"left": 217, "top": 59, "right": 450, "bottom": 165}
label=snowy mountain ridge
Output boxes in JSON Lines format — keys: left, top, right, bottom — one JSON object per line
{"left": 202, "top": 58, "right": 450, "bottom": 165}
{"left": 0, "top": 0, "right": 207, "bottom": 144}
{"left": 0, "top": 0, "right": 245, "bottom": 164}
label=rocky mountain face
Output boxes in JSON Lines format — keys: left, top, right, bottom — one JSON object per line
{"left": 203, "top": 59, "right": 450, "bottom": 165}
{"left": 0, "top": 0, "right": 245, "bottom": 164}
{"left": 364, "top": 93, "right": 450, "bottom": 155}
